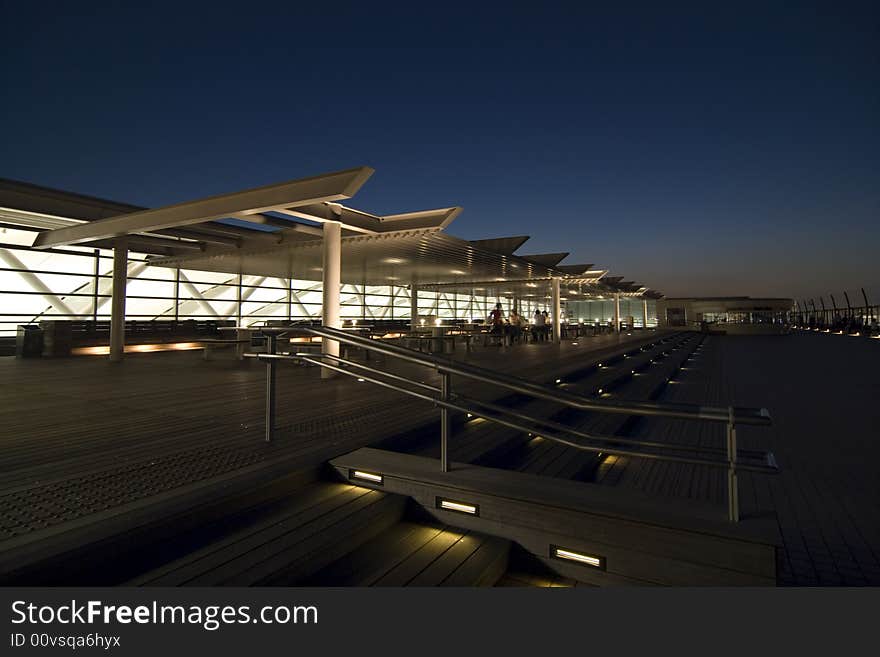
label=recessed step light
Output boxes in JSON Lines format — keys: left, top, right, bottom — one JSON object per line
{"left": 437, "top": 497, "right": 479, "bottom": 516}
{"left": 551, "top": 546, "right": 605, "bottom": 569}
{"left": 350, "top": 469, "right": 383, "bottom": 485}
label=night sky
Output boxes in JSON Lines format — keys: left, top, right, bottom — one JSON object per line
{"left": 2, "top": 2, "right": 877, "bottom": 300}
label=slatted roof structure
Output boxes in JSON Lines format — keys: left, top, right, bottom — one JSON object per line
{"left": 146, "top": 230, "right": 565, "bottom": 287}
{"left": 17, "top": 167, "right": 663, "bottom": 300}
{"left": 7, "top": 167, "right": 667, "bottom": 357}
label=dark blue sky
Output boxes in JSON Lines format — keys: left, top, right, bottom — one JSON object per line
{"left": 2, "top": 1, "right": 877, "bottom": 299}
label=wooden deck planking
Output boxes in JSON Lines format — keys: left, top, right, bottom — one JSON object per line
{"left": 595, "top": 333, "right": 880, "bottom": 586}
{"left": 0, "top": 331, "right": 664, "bottom": 544}
{"left": 4, "top": 329, "right": 875, "bottom": 586}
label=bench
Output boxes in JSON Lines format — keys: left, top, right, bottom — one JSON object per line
{"left": 38, "top": 319, "right": 235, "bottom": 356}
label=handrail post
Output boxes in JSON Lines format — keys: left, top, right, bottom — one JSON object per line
{"left": 265, "top": 333, "right": 277, "bottom": 443}
{"left": 440, "top": 370, "right": 451, "bottom": 472}
{"left": 727, "top": 406, "right": 739, "bottom": 522}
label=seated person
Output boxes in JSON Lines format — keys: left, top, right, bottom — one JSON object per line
{"left": 508, "top": 308, "right": 525, "bottom": 342}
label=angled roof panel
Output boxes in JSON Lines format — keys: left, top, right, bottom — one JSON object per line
{"left": 33, "top": 166, "right": 375, "bottom": 248}
{"left": 520, "top": 252, "right": 569, "bottom": 267}
{"left": 557, "top": 264, "right": 594, "bottom": 275}
{"left": 467, "top": 235, "right": 530, "bottom": 255}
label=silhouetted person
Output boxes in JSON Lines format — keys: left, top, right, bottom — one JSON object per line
{"left": 489, "top": 303, "right": 505, "bottom": 335}
{"left": 533, "top": 309, "right": 546, "bottom": 342}
{"left": 509, "top": 308, "right": 528, "bottom": 343}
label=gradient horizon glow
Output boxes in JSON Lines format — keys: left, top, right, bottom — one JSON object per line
{"left": 2, "top": 2, "right": 877, "bottom": 300}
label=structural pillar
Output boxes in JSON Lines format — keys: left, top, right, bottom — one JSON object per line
{"left": 236, "top": 273, "right": 243, "bottom": 326}
{"left": 321, "top": 221, "right": 341, "bottom": 380}
{"left": 109, "top": 238, "right": 128, "bottom": 362}
{"left": 614, "top": 293, "right": 621, "bottom": 333}
{"left": 410, "top": 279, "right": 419, "bottom": 331}
{"left": 551, "top": 277, "right": 561, "bottom": 344}
{"left": 642, "top": 298, "right": 649, "bottom": 329}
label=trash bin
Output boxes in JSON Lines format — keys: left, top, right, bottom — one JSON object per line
{"left": 16, "top": 325, "right": 43, "bottom": 358}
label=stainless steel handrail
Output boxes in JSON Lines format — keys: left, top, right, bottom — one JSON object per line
{"left": 275, "top": 325, "right": 771, "bottom": 426}
{"left": 249, "top": 326, "right": 778, "bottom": 522}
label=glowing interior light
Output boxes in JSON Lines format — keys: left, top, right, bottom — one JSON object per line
{"left": 350, "top": 470, "right": 383, "bottom": 484}
{"left": 467, "top": 413, "right": 473, "bottom": 418}
{"left": 552, "top": 547, "right": 604, "bottom": 569}
{"left": 357, "top": 378, "right": 365, "bottom": 382}
{"left": 438, "top": 498, "right": 478, "bottom": 515}
{"left": 597, "top": 388, "right": 604, "bottom": 394}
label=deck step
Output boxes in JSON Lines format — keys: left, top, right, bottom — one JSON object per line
{"left": 300, "top": 521, "right": 511, "bottom": 587}
{"left": 130, "top": 481, "right": 407, "bottom": 586}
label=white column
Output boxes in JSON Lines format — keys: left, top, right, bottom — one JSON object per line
{"left": 614, "top": 293, "right": 621, "bottom": 333}
{"left": 551, "top": 277, "right": 561, "bottom": 343}
{"left": 321, "top": 221, "right": 341, "bottom": 380}
{"left": 236, "top": 273, "right": 243, "bottom": 326}
{"left": 410, "top": 279, "right": 419, "bottom": 331}
{"left": 643, "top": 298, "right": 649, "bottom": 329}
{"left": 109, "top": 238, "right": 128, "bottom": 362}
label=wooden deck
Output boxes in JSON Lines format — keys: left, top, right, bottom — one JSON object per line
{"left": 600, "top": 333, "right": 880, "bottom": 585}
{"left": 2, "top": 329, "right": 876, "bottom": 586}
{"left": 0, "top": 331, "right": 659, "bottom": 547}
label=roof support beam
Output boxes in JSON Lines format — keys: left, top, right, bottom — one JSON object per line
{"left": 551, "top": 277, "right": 561, "bottom": 344}
{"left": 230, "top": 213, "right": 321, "bottom": 232}
{"left": 109, "top": 239, "right": 128, "bottom": 362}
{"left": 321, "top": 221, "right": 342, "bottom": 380}
{"left": 33, "top": 166, "right": 374, "bottom": 248}
{"left": 614, "top": 293, "right": 621, "bottom": 333}
{"left": 153, "top": 228, "right": 240, "bottom": 247}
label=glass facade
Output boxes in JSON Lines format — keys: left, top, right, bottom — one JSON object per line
{"left": 564, "top": 298, "right": 658, "bottom": 328}
{"left": 1, "top": 223, "right": 658, "bottom": 338}
{"left": 0, "top": 225, "right": 534, "bottom": 337}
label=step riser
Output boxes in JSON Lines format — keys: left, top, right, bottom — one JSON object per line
{"left": 331, "top": 449, "right": 779, "bottom": 587}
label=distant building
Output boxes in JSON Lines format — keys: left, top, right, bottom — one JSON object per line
{"left": 656, "top": 297, "right": 793, "bottom": 334}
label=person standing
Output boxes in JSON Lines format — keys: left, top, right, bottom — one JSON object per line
{"left": 534, "top": 308, "right": 546, "bottom": 342}
{"left": 489, "top": 303, "right": 505, "bottom": 335}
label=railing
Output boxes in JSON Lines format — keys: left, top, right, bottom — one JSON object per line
{"left": 246, "top": 326, "right": 778, "bottom": 522}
